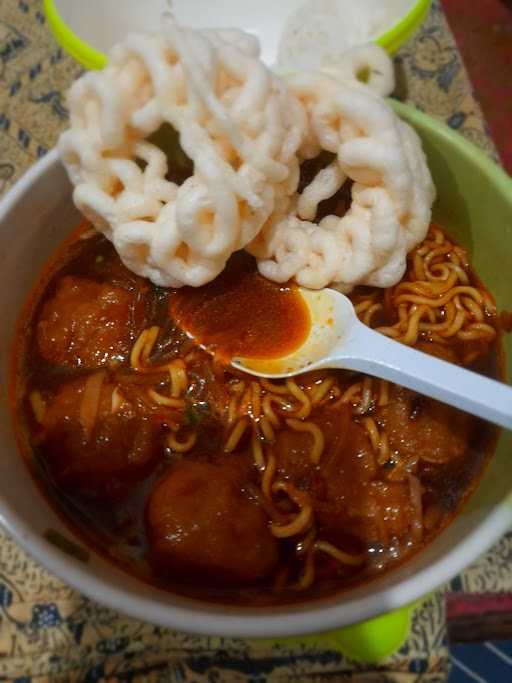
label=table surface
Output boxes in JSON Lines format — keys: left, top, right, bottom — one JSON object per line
{"left": 0, "top": 1, "right": 508, "bottom": 681}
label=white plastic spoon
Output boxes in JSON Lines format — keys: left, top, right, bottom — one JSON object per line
{"left": 233, "top": 287, "right": 512, "bottom": 430}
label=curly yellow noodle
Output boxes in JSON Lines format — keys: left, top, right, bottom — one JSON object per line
{"left": 309, "top": 377, "right": 335, "bottom": 405}
{"left": 396, "top": 269, "right": 458, "bottom": 296}
{"left": 354, "top": 376, "right": 373, "bottom": 414}
{"left": 340, "top": 382, "right": 362, "bottom": 404}
{"left": 286, "top": 418, "right": 325, "bottom": 464}
{"left": 130, "top": 329, "right": 149, "bottom": 370}
{"left": 438, "top": 309, "right": 466, "bottom": 338}
{"left": 141, "top": 326, "right": 160, "bottom": 363}
{"left": 294, "top": 549, "right": 316, "bottom": 590}
{"left": 270, "top": 482, "right": 312, "bottom": 538}
{"left": 363, "top": 417, "right": 380, "bottom": 452}
{"left": 457, "top": 323, "right": 496, "bottom": 341}
{"left": 251, "top": 431, "right": 265, "bottom": 470}
{"left": 315, "top": 540, "right": 366, "bottom": 566}
{"left": 168, "top": 431, "right": 197, "bottom": 453}
{"left": 259, "top": 416, "right": 276, "bottom": 442}
{"left": 378, "top": 432, "right": 390, "bottom": 465}
{"left": 398, "top": 305, "right": 429, "bottom": 345}
{"left": 262, "top": 450, "right": 277, "bottom": 500}
{"left": 147, "top": 389, "right": 184, "bottom": 408}
{"left": 262, "top": 393, "right": 286, "bottom": 426}
{"left": 378, "top": 379, "right": 389, "bottom": 407}
{"left": 110, "top": 386, "right": 125, "bottom": 414}
{"left": 363, "top": 303, "right": 383, "bottom": 326}
{"left": 239, "top": 387, "right": 252, "bottom": 418}
{"left": 286, "top": 379, "right": 311, "bottom": 419}
{"left": 413, "top": 252, "right": 426, "bottom": 280}
{"left": 169, "top": 360, "right": 187, "bottom": 397}
{"left": 462, "top": 296, "right": 484, "bottom": 322}
{"left": 225, "top": 418, "right": 249, "bottom": 452}
{"left": 395, "top": 285, "right": 483, "bottom": 308}
{"left": 449, "top": 264, "right": 470, "bottom": 284}
{"left": 260, "top": 378, "right": 289, "bottom": 395}
{"left": 423, "top": 244, "right": 453, "bottom": 267}
{"left": 418, "top": 300, "right": 457, "bottom": 333}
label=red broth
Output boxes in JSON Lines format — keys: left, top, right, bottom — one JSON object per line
{"left": 10, "top": 223, "right": 502, "bottom": 605}
{"left": 170, "top": 252, "right": 310, "bottom": 362}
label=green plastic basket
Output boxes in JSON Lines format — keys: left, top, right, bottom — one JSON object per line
{"left": 44, "top": 0, "right": 432, "bottom": 71}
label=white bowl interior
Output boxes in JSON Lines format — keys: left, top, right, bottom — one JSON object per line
{"left": 53, "top": 0, "right": 417, "bottom": 66}
{"left": 0, "top": 145, "right": 511, "bottom": 638}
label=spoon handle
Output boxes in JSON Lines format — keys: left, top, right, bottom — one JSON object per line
{"left": 338, "top": 321, "right": 512, "bottom": 430}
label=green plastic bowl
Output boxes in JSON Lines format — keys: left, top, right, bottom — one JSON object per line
{"left": 43, "top": 0, "right": 107, "bottom": 71}
{"left": 377, "top": 0, "right": 432, "bottom": 54}
{"left": 44, "top": 0, "right": 432, "bottom": 71}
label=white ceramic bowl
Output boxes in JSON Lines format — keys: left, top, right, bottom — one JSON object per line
{"left": 1, "top": 105, "right": 511, "bottom": 638}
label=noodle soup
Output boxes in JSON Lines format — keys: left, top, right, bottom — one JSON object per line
{"left": 10, "top": 221, "right": 503, "bottom": 604}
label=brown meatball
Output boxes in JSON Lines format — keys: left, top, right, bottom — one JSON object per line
{"left": 37, "top": 276, "right": 148, "bottom": 368}
{"left": 377, "top": 386, "right": 471, "bottom": 464}
{"left": 314, "top": 409, "right": 379, "bottom": 543}
{"left": 274, "top": 404, "right": 418, "bottom": 547}
{"left": 39, "top": 375, "right": 161, "bottom": 498}
{"left": 146, "top": 460, "right": 279, "bottom": 584}
{"left": 355, "top": 480, "right": 413, "bottom": 544}
{"left": 276, "top": 405, "right": 383, "bottom": 546}
{"left": 315, "top": 411, "right": 412, "bottom": 546}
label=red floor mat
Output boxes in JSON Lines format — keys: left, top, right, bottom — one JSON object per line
{"left": 441, "top": 0, "right": 512, "bottom": 173}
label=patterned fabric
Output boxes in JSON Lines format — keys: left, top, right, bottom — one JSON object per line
{"left": 0, "top": 0, "right": 503, "bottom": 681}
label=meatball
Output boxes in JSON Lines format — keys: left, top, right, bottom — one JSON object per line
{"left": 314, "top": 410, "right": 379, "bottom": 541}
{"left": 275, "top": 404, "right": 359, "bottom": 481}
{"left": 38, "top": 374, "right": 161, "bottom": 498}
{"left": 146, "top": 460, "right": 279, "bottom": 584}
{"left": 36, "top": 276, "right": 148, "bottom": 368}
{"left": 355, "top": 480, "right": 413, "bottom": 544}
{"left": 273, "top": 401, "right": 420, "bottom": 548}
{"left": 377, "top": 386, "right": 471, "bottom": 464}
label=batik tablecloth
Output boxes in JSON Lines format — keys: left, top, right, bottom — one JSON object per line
{"left": 0, "top": 1, "right": 505, "bottom": 681}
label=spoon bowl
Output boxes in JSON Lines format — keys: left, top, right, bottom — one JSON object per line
{"left": 233, "top": 287, "right": 512, "bottom": 431}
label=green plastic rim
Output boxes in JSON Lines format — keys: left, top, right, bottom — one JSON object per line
{"left": 377, "top": 0, "right": 432, "bottom": 55}
{"left": 43, "top": 0, "right": 107, "bottom": 71}
{"left": 44, "top": 0, "right": 432, "bottom": 70}
{"left": 248, "top": 599, "right": 427, "bottom": 663}
{"left": 391, "top": 99, "right": 512, "bottom": 199}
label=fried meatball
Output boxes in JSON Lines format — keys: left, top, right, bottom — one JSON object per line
{"left": 38, "top": 374, "right": 161, "bottom": 498}
{"left": 356, "top": 480, "right": 413, "bottom": 544}
{"left": 37, "top": 276, "right": 148, "bottom": 368}
{"left": 275, "top": 405, "right": 385, "bottom": 546}
{"left": 146, "top": 459, "right": 279, "bottom": 585}
{"left": 377, "top": 386, "right": 471, "bottom": 464}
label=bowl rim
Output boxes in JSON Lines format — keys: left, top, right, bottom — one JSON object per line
{"left": 377, "top": 0, "right": 432, "bottom": 55}
{"left": 43, "top": 0, "right": 107, "bottom": 71}
{"left": 1, "top": 106, "right": 511, "bottom": 638}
